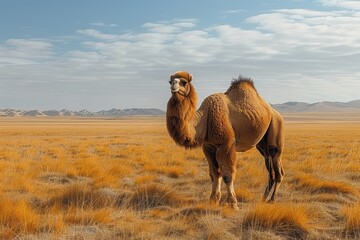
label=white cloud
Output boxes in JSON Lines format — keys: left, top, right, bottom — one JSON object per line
{"left": 77, "top": 29, "right": 119, "bottom": 41}
{"left": 247, "top": 9, "right": 360, "bottom": 53}
{"left": 222, "top": 9, "right": 247, "bottom": 14}
{"left": 90, "top": 22, "right": 118, "bottom": 27}
{"left": 5, "top": 39, "right": 52, "bottom": 50}
{"left": 142, "top": 22, "right": 181, "bottom": 34}
{"left": 0, "top": 39, "right": 53, "bottom": 65}
{"left": 320, "top": 0, "right": 360, "bottom": 10}
{"left": 142, "top": 19, "right": 196, "bottom": 34}
{"left": 173, "top": 22, "right": 196, "bottom": 28}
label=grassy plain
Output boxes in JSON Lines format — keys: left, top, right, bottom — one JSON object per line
{"left": 0, "top": 114, "right": 359, "bottom": 239}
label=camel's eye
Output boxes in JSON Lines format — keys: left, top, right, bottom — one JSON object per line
{"left": 180, "top": 80, "right": 187, "bottom": 86}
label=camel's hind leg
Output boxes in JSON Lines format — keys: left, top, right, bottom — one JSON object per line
{"left": 268, "top": 146, "right": 284, "bottom": 202}
{"left": 266, "top": 113, "right": 285, "bottom": 202}
{"left": 256, "top": 138, "right": 275, "bottom": 201}
{"left": 203, "top": 144, "right": 221, "bottom": 205}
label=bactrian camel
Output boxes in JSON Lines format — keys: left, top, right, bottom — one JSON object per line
{"left": 166, "top": 71, "right": 285, "bottom": 209}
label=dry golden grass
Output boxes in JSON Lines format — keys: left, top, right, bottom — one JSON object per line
{"left": 243, "top": 203, "right": 311, "bottom": 239}
{"left": 293, "top": 173, "right": 358, "bottom": 196}
{"left": 0, "top": 116, "right": 359, "bottom": 239}
{"left": 129, "top": 183, "right": 190, "bottom": 210}
{"left": 0, "top": 198, "right": 41, "bottom": 233}
{"left": 342, "top": 203, "right": 360, "bottom": 238}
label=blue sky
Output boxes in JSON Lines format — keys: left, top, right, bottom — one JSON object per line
{"left": 1, "top": 0, "right": 359, "bottom": 111}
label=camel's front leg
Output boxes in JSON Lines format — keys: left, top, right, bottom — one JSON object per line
{"left": 203, "top": 144, "right": 221, "bottom": 205}
{"left": 216, "top": 143, "right": 238, "bottom": 210}
{"left": 210, "top": 174, "right": 221, "bottom": 204}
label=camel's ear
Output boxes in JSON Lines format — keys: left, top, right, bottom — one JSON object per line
{"left": 188, "top": 74, "right": 193, "bottom": 82}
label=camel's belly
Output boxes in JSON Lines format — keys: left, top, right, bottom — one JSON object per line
{"left": 233, "top": 124, "right": 266, "bottom": 152}
{"left": 235, "top": 141, "right": 255, "bottom": 152}
{"left": 232, "top": 113, "right": 270, "bottom": 152}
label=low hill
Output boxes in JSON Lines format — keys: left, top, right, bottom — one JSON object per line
{"left": 272, "top": 100, "right": 360, "bottom": 113}
{"left": 1, "top": 100, "right": 359, "bottom": 117}
{"left": 0, "top": 108, "right": 165, "bottom": 117}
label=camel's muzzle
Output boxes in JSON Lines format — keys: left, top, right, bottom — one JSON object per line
{"left": 171, "top": 87, "right": 180, "bottom": 93}
{"left": 170, "top": 78, "right": 180, "bottom": 93}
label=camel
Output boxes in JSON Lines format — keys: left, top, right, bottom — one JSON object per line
{"left": 166, "top": 71, "right": 285, "bottom": 209}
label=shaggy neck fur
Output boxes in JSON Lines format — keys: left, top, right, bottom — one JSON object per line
{"left": 166, "top": 83, "right": 202, "bottom": 148}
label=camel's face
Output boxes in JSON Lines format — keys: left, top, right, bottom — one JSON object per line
{"left": 169, "top": 76, "right": 190, "bottom": 97}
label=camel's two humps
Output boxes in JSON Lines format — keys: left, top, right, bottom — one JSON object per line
{"left": 166, "top": 71, "right": 285, "bottom": 209}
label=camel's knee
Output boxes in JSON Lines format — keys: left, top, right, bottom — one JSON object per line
{"left": 221, "top": 166, "right": 236, "bottom": 184}
{"left": 222, "top": 175, "right": 232, "bottom": 184}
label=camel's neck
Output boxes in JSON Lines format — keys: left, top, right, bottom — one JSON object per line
{"left": 166, "top": 85, "right": 205, "bottom": 148}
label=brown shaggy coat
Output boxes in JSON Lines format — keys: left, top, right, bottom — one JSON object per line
{"left": 167, "top": 71, "right": 285, "bottom": 208}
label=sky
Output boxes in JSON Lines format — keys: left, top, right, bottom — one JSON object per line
{"left": 0, "top": 0, "right": 359, "bottom": 111}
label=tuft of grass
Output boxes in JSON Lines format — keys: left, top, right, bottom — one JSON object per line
{"left": 143, "top": 165, "right": 184, "bottom": 178}
{"left": 44, "top": 215, "right": 65, "bottom": 235}
{"left": 310, "top": 193, "right": 349, "bottom": 204}
{"left": 342, "top": 203, "right": 360, "bottom": 237}
{"left": 199, "top": 214, "right": 237, "bottom": 240}
{"left": 160, "top": 217, "right": 195, "bottom": 238}
{"left": 235, "top": 188, "right": 254, "bottom": 203}
{"left": 177, "top": 203, "right": 220, "bottom": 218}
{"left": 294, "top": 173, "right": 358, "bottom": 195}
{"left": 243, "top": 203, "right": 311, "bottom": 239}
{"left": 129, "top": 183, "right": 188, "bottom": 210}
{"left": 44, "top": 184, "right": 116, "bottom": 210}
{"left": 0, "top": 197, "right": 41, "bottom": 233}
{"left": 63, "top": 207, "right": 113, "bottom": 225}
{"left": 149, "top": 206, "right": 176, "bottom": 218}
{"left": 135, "top": 175, "right": 157, "bottom": 185}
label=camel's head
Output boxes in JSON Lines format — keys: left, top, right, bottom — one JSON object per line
{"left": 169, "top": 71, "right": 192, "bottom": 97}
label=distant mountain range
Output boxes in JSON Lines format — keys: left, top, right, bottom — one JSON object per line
{"left": 1, "top": 100, "right": 359, "bottom": 117}
{"left": 0, "top": 108, "right": 165, "bottom": 117}
{"left": 271, "top": 100, "right": 360, "bottom": 113}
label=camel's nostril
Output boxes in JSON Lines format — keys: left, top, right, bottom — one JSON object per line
{"left": 171, "top": 85, "right": 180, "bottom": 92}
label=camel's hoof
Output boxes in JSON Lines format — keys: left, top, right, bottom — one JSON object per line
{"left": 209, "top": 199, "right": 220, "bottom": 207}
{"left": 229, "top": 203, "right": 239, "bottom": 210}
{"left": 210, "top": 194, "right": 221, "bottom": 206}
